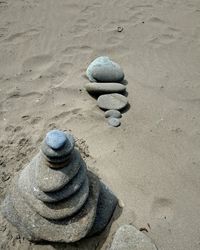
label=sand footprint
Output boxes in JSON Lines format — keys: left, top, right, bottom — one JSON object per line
{"left": 2, "top": 29, "right": 40, "bottom": 44}
{"left": 22, "top": 54, "right": 54, "bottom": 80}
{"left": 150, "top": 197, "right": 174, "bottom": 221}
{"left": 63, "top": 46, "right": 92, "bottom": 57}
{"left": 148, "top": 27, "right": 180, "bottom": 46}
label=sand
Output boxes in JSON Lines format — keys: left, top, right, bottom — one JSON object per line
{"left": 0, "top": 0, "right": 200, "bottom": 249}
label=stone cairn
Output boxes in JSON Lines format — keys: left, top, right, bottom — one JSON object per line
{"left": 1, "top": 130, "right": 118, "bottom": 243}
{"left": 85, "top": 56, "right": 129, "bottom": 127}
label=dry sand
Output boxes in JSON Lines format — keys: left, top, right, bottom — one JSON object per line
{"left": 0, "top": 0, "right": 200, "bottom": 249}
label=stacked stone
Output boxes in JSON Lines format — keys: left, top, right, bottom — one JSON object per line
{"left": 85, "top": 56, "right": 128, "bottom": 127}
{"left": 1, "top": 130, "right": 118, "bottom": 243}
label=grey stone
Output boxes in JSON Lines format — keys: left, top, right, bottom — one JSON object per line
{"left": 88, "top": 182, "right": 118, "bottom": 236}
{"left": 18, "top": 164, "right": 89, "bottom": 220}
{"left": 1, "top": 172, "right": 101, "bottom": 243}
{"left": 110, "top": 225, "right": 158, "bottom": 250}
{"left": 45, "top": 130, "right": 67, "bottom": 150}
{"left": 85, "top": 82, "right": 126, "bottom": 95}
{"left": 108, "top": 117, "right": 121, "bottom": 127}
{"left": 97, "top": 93, "right": 128, "bottom": 110}
{"left": 41, "top": 132, "right": 75, "bottom": 163}
{"left": 105, "top": 110, "right": 122, "bottom": 118}
{"left": 35, "top": 149, "right": 82, "bottom": 192}
{"left": 33, "top": 162, "right": 87, "bottom": 203}
{"left": 86, "top": 56, "right": 124, "bottom": 83}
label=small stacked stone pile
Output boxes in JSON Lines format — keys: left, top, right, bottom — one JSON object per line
{"left": 1, "top": 130, "right": 118, "bottom": 243}
{"left": 85, "top": 56, "right": 128, "bottom": 127}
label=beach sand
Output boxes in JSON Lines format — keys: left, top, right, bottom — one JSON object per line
{"left": 0, "top": 0, "right": 200, "bottom": 249}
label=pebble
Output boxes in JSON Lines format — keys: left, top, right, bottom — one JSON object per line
{"left": 85, "top": 82, "right": 126, "bottom": 95}
{"left": 97, "top": 93, "right": 128, "bottom": 110}
{"left": 110, "top": 225, "right": 158, "bottom": 250}
{"left": 108, "top": 117, "right": 121, "bottom": 127}
{"left": 86, "top": 56, "right": 124, "bottom": 83}
{"left": 41, "top": 132, "right": 75, "bottom": 163}
{"left": 105, "top": 110, "right": 122, "bottom": 118}
{"left": 45, "top": 130, "right": 67, "bottom": 150}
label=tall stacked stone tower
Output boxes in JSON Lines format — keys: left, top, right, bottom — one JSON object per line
{"left": 1, "top": 130, "right": 118, "bottom": 243}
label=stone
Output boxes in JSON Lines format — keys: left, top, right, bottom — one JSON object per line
{"left": 33, "top": 162, "right": 87, "bottom": 203}
{"left": 41, "top": 132, "right": 75, "bottom": 163}
{"left": 110, "top": 225, "right": 158, "bottom": 250}
{"left": 18, "top": 164, "right": 90, "bottom": 220}
{"left": 35, "top": 149, "right": 81, "bottom": 192}
{"left": 1, "top": 172, "right": 101, "bottom": 243}
{"left": 45, "top": 130, "right": 67, "bottom": 150}
{"left": 85, "top": 82, "right": 126, "bottom": 95}
{"left": 97, "top": 93, "right": 128, "bottom": 110}
{"left": 105, "top": 110, "right": 122, "bottom": 118}
{"left": 86, "top": 56, "right": 124, "bottom": 83}
{"left": 88, "top": 182, "right": 118, "bottom": 236}
{"left": 108, "top": 117, "right": 121, "bottom": 127}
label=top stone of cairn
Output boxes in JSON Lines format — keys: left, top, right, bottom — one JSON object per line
{"left": 86, "top": 56, "right": 124, "bottom": 83}
{"left": 45, "top": 130, "right": 67, "bottom": 150}
{"left": 42, "top": 130, "right": 75, "bottom": 163}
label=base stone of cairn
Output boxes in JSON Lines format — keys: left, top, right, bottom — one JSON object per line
{"left": 1, "top": 130, "right": 118, "bottom": 243}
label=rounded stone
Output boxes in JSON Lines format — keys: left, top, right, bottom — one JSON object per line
{"left": 108, "top": 117, "right": 121, "bottom": 127}
{"left": 86, "top": 56, "right": 124, "bottom": 83}
{"left": 110, "top": 225, "right": 158, "bottom": 250}
{"left": 85, "top": 82, "right": 126, "bottom": 95}
{"left": 97, "top": 93, "right": 128, "bottom": 110}
{"left": 33, "top": 163, "right": 87, "bottom": 203}
{"left": 45, "top": 130, "right": 67, "bottom": 150}
{"left": 41, "top": 132, "right": 75, "bottom": 163}
{"left": 105, "top": 110, "right": 122, "bottom": 118}
{"left": 35, "top": 149, "right": 82, "bottom": 192}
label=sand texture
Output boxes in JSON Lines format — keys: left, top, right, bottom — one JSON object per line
{"left": 0, "top": 0, "right": 200, "bottom": 249}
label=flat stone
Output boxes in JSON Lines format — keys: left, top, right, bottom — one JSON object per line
{"left": 88, "top": 182, "right": 118, "bottom": 236}
{"left": 110, "top": 225, "right": 158, "bottom": 250}
{"left": 97, "top": 94, "right": 128, "bottom": 110}
{"left": 35, "top": 149, "right": 82, "bottom": 192}
{"left": 105, "top": 110, "right": 122, "bottom": 118}
{"left": 85, "top": 82, "right": 126, "bottom": 95}
{"left": 41, "top": 132, "right": 75, "bottom": 163}
{"left": 108, "top": 117, "right": 121, "bottom": 127}
{"left": 18, "top": 164, "right": 89, "bottom": 220}
{"left": 1, "top": 172, "right": 100, "bottom": 243}
{"left": 86, "top": 56, "right": 124, "bottom": 83}
{"left": 45, "top": 130, "right": 67, "bottom": 150}
{"left": 33, "top": 162, "right": 87, "bottom": 203}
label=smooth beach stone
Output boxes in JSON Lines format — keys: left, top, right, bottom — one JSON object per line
{"left": 33, "top": 163, "right": 87, "bottom": 203}
{"left": 2, "top": 172, "right": 100, "bottom": 243}
{"left": 45, "top": 130, "right": 67, "bottom": 150}
{"left": 85, "top": 82, "right": 126, "bottom": 95}
{"left": 105, "top": 110, "right": 122, "bottom": 118}
{"left": 86, "top": 56, "right": 124, "bottom": 82}
{"left": 97, "top": 93, "right": 128, "bottom": 110}
{"left": 41, "top": 132, "right": 75, "bottom": 163}
{"left": 36, "top": 149, "right": 82, "bottom": 192}
{"left": 108, "top": 117, "right": 121, "bottom": 127}
{"left": 88, "top": 182, "right": 118, "bottom": 236}
{"left": 19, "top": 165, "right": 90, "bottom": 220}
{"left": 110, "top": 225, "right": 158, "bottom": 250}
